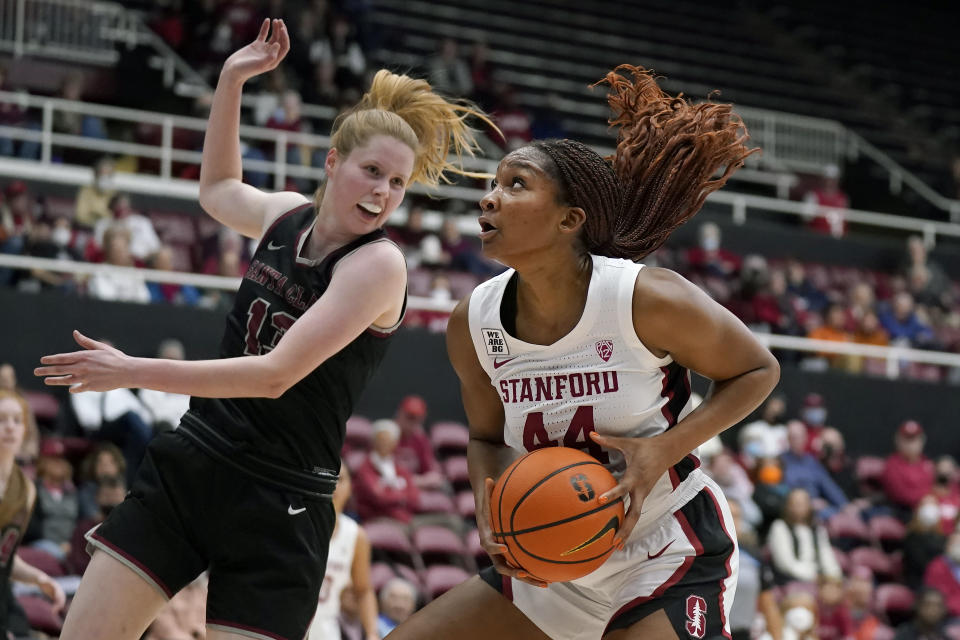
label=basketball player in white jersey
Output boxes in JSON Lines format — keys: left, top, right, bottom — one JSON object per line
{"left": 389, "top": 66, "right": 780, "bottom": 640}
{"left": 310, "top": 464, "right": 379, "bottom": 640}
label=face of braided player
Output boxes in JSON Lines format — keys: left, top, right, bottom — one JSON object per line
{"left": 478, "top": 146, "right": 587, "bottom": 269}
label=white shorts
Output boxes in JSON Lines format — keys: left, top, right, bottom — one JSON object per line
{"left": 481, "top": 473, "right": 738, "bottom": 640}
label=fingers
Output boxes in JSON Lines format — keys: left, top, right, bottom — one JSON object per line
{"left": 73, "top": 330, "right": 105, "bottom": 351}
{"left": 589, "top": 431, "right": 624, "bottom": 451}
{"left": 598, "top": 481, "right": 628, "bottom": 506}
{"left": 41, "top": 375, "right": 75, "bottom": 386}
{"left": 34, "top": 366, "right": 75, "bottom": 377}
{"left": 37, "top": 352, "right": 84, "bottom": 366}
{"left": 490, "top": 555, "right": 548, "bottom": 588}
{"left": 614, "top": 493, "right": 645, "bottom": 546}
{"left": 278, "top": 19, "right": 291, "bottom": 58}
{"left": 256, "top": 18, "right": 270, "bottom": 41}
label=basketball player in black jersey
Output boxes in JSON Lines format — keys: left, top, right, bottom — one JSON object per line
{"left": 35, "top": 18, "right": 492, "bottom": 640}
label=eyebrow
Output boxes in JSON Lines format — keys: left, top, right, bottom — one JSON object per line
{"left": 499, "top": 159, "right": 543, "bottom": 175}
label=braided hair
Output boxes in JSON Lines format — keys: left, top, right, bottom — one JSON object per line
{"left": 534, "top": 65, "right": 757, "bottom": 261}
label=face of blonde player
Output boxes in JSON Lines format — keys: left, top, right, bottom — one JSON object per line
{"left": 0, "top": 397, "right": 26, "bottom": 459}
{"left": 323, "top": 134, "right": 415, "bottom": 236}
{"left": 478, "top": 147, "right": 579, "bottom": 267}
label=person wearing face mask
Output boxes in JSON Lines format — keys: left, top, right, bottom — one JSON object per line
{"left": 685, "top": 221, "right": 742, "bottom": 279}
{"left": 74, "top": 157, "right": 118, "bottom": 229}
{"left": 799, "top": 393, "right": 829, "bottom": 455}
{"left": 893, "top": 588, "right": 950, "bottom": 640}
{"left": 781, "top": 592, "right": 818, "bottom": 640}
{"left": 922, "top": 530, "right": 960, "bottom": 618}
{"left": 881, "top": 420, "right": 935, "bottom": 520}
{"left": 930, "top": 456, "right": 960, "bottom": 535}
{"left": 904, "top": 496, "right": 947, "bottom": 590}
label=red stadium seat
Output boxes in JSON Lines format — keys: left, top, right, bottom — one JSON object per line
{"left": 411, "top": 524, "right": 469, "bottom": 570}
{"left": 443, "top": 456, "right": 471, "bottom": 492}
{"left": 868, "top": 515, "right": 907, "bottom": 551}
{"left": 832, "top": 547, "right": 849, "bottom": 574}
{"left": 370, "top": 562, "right": 397, "bottom": 592}
{"left": 344, "top": 415, "right": 373, "bottom": 452}
{"left": 456, "top": 490, "right": 476, "bottom": 519}
{"left": 17, "top": 546, "right": 65, "bottom": 577}
{"left": 16, "top": 595, "right": 62, "bottom": 635}
{"left": 22, "top": 390, "right": 60, "bottom": 423}
{"left": 826, "top": 511, "right": 870, "bottom": 549}
{"left": 406, "top": 269, "right": 433, "bottom": 297}
{"left": 465, "top": 528, "right": 490, "bottom": 569}
{"left": 421, "top": 564, "right": 471, "bottom": 600}
{"left": 344, "top": 449, "right": 366, "bottom": 475}
{"left": 446, "top": 272, "right": 481, "bottom": 300}
{"left": 874, "top": 583, "right": 915, "bottom": 626}
{"left": 855, "top": 456, "right": 886, "bottom": 485}
{"left": 149, "top": 211, "right": 197, "bottom": 245}
{"left": 430, "top": 422, "right": 470, "bottom": 460}
{"left": 848, "top": 547, "right": 898, "bottom": 581}
{"left": 415, "top": 490, "right": 456, "bottom": 515}
{"left": 364, "top": 519, "right": 421, "bottom": 570}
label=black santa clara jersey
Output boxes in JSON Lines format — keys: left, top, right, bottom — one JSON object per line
{"left": 183, "top": 203, "right": 403, "bottom": 488}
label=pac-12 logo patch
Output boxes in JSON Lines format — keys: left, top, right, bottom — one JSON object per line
{"left": 685, "top": 594, "right": 707, "bottom": 638}
{"left": 595, "top": 340, "right": 613, "bottom": 362}
{"left": 482, "top": 328, "right": 509, "bottom": 355}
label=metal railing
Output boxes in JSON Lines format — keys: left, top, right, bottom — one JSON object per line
{"left": 0, "top": 253, "right": 957, "bottom": 377}
{"left": 3, "top": 93, "right": 960, "bottom": 244}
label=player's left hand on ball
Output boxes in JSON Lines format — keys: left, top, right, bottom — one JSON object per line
{"left": 589, "top": 431, "right": 670, "bottom": 546}
{"left": 34, "top": 330, "right": 131, "bottom": 393}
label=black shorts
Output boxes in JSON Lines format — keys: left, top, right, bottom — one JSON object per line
{"left": 88, "top": 431, "right": 336, "bottom": 640}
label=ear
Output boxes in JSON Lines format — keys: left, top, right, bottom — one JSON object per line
{"left": 558, "top": 206, "right": 587, "bottom": 235}
{"left": 324, "top": 147, "right": 339, "bottom": 177}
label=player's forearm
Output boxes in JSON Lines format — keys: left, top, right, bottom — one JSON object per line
{"left": 199, "top": 70, "right": 245, "bottom": 192}
{"left": 11, "top": 556, "right": 44, "bottom": 585}
{"left": 658, "top": 361, "right": 779, "bottom": 466}
{"left": 358, "top": 587, "right": 379, "bottom": 639}
{"left": 126, "top": 354, "right": 286, "bottom": 399}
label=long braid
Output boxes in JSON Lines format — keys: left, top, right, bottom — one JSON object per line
{"left": 532, "top": 66, "right": 757, "bottom": 261}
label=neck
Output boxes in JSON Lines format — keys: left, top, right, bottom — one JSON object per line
{"left": 306, "top": 205, "right": 358, "bottom": 261}
{"left": 0, "top": 453, "right": 15, "bottom": 487}
{"left": 512, "top": 250, "right": 592, "bottom": 343}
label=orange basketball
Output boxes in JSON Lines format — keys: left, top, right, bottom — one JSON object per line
{"left": 490, "top": 447, "right": 624, "bottom": 583}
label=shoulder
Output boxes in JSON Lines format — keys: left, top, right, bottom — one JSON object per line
{"left": 337, "top": 239, "right": 406, "bottom": 278}
{"left": 633, "top": 266, "right": 704, "bottom": 310}
{"left": 22, "top": 469, "right": 36, "bottom": 511}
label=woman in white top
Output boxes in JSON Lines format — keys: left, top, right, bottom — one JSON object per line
{"left": 767, "top": 487, "right": 842, "bottom": 584}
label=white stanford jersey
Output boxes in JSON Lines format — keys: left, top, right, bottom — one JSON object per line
{"left": 309, "top": 514, "right": 360, "bottom": 640}
{"left": 468, "top": 254, "right": 703, "bottom": 531}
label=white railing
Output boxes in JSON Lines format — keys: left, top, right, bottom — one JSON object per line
{"left": 1, "top": 253, "right": 957, "bottom": 375}
{"left": 2, "top": 92, "right": 960, "bottom": 244}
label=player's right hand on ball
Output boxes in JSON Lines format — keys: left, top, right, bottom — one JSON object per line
{"left": 478, "top": 477, "right": 548, "bottom": 588}
{"left": 222, "top": 18, "right": 290, "bottom": 83}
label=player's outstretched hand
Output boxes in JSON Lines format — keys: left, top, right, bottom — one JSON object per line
{"left": 222, "top": 18, "right": 290, "bottom": 84}
{"left": 589, "top": 431, "right": 671, "bottom": 547}
{"left": 477, "top": 477, "right": 548, "bottom": 588}
{"left": 34, "top": 330, "right": 131, "bottom": 393}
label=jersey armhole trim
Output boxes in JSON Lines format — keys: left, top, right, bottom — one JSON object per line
{"left": 619, "top": 263, "right": 674, "bottom": 370}
{"left": 253, "top": 201, "right": 313, "bottom": 255}
{"left": 331, "top": 238, "right": 408, "bottom": 334}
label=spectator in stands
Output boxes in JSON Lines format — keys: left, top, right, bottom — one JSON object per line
{"left": 353, "top": 419, "right": 420, "bottom": 522}
{"left": 0, "top": 363, "right": 38, "bottom": 472}
{"left": 0, "top": 363, "right": 13, "bottom": 391}
{"left": 930, "top": 457, "right": 960, "bottom": 533}
{"left": 326, "top": 14, "right": 367, "bottom": 91}
{"left": 86, "top": 226, "right": 152, "bottom": 304}
{"left": 75, "top": 157, "right": 118, "bottom": 229}
{"left": 0, "top": 64, "right": 39, "bottom": 160}
{"left": 807, "top": 303, "right": 853, "bottom": 369}
{"left": 429, "top": 273, "right": 452, "bottom": 305}
{"left": 850, "top": 310, "right": 889, "bottom": 374}
{"left": 709, "top": 451, "right": 761, "bottom": 527}
{"left": 491, "top": 83, "right": 532, "bottom": 151}
{"left": 893, "top": 588, "right": 950, "bottom": 640}
{"left": 393, "top": 396, "right": 445, "bottom": 489}
{"left": 76, "top": 442, "right": 126, "bottom": 520}
{"left": 93, "top": 194, "right": 161, "bottom": 262}
{"left": 752, "top": 268, "right": 803, "bottom": 336}
{"left": 52, "top": 73, "right": 108, "bottom": 149}
{"left": 803, "top": 164, "right": 848, "bottom": 238}
{"left": 878, "top": 292, "right": 936, "bottom": 349}
{"left": 728, "top": 499, "right": 781, "bottom": 640}
{"left": 787, "top": 259, "right": 829, "bottom": 315}
{"left": 847, "top": 282, "right": 877, "bottom": 324}
{"left": 881, "top": 420, "right": 935, "bottom": 518}
{"left": 781, "top": 420, "right": 848, "bottom": 517}
{"left": 286, "top": 6, "right": 328, "bottom": 83}
{"left": 685, "top": 222, "right": 741, "bottom": 279}
{"left": 468, "top": 41, "right": 496, "bottom": 109}
{"left": 780, "top": 591, "right": 819, "bottom": 640}
{"left": 846, "top": 566, "right": 882, "bottom": 640}
{"left": 739, "top": 393, "right": 789, "bottom": 467}
{"left": 901, "top": 236, "right": 950, "bottom": 305}
{"left": 139, "top": 339, "right": 192, "bottom": 432}
{"left": 908, "top": 264, "right": 953, "bottom": 311}
{"left": 0, "top": 181, "right": 34, "bottom": 285}
{"left": 429, "top": 38, "right": 473, "bottom": 98}
{"left": 389, "top": 203, "right": 427, "bottom": 255}
{"left": 304, "top": 59, "right": 340, "bottom": 108}
{"left": 19, "top": 214, "right": 77, "bottom": 293}
{"left": 377, "top": 577, "right": 418, "bottom": 637}
{"left": 25, "top": 438, "right": 79, "bottom": 562}
{"left": 147, "top": 246, "right": 202, "bottom": 306}
{"left": 67, "top": 475, "right": 125, "bottom": 575}
{"left": 69, "top": 356, "right": 153, "bottom": 483}
{"left": 768, "top": 487, "right": 842, "bottom": 585}
{"left": 819, "top": 427, "right": 863, "bottom": 507}
{"left": 752, "top": 456, "right": 790, "bottom": 537}
{"left": 904, "top": 495, "right": 947, "bottom": 590}
{"left": 817, "top": 574, "right": 853, "bottom": 640}
{"left": 201, "top": 227, "right": 249, "bottom": 276}
{"left": 266, "top": 89, "right": 308, "bottom": 186}
{"left": 799, "top": 393, "right": 830, "bottom": 453}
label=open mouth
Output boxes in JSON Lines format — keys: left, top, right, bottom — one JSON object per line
{"left": 357, "top": 202, "right": 383, "bottom": 219}
{"left": 478, "top": 218, "right": 498, "bottom": 239}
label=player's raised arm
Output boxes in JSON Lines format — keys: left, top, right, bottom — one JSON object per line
{"left": 198, "top": 18, "right": 309, "bottom": 239}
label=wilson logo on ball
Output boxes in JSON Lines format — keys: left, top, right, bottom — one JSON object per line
{"left": 595, "top": 340, "right": 613, "bottom": 362}
{"left": 569, "top": 473, "right": 595, "bottom": 502}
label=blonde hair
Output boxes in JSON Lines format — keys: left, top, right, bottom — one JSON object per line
{"left": 314, "top": 69, "right": 496, "bottom": 206}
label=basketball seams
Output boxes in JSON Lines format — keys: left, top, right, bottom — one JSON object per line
{"left": 508, "top": 460, "right": 608, "bottom": 535}
{"left": 496, "top": 498, "right": 625, "bottom": 537}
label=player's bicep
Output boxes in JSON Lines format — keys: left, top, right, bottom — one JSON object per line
{"left": 198, "top": 179, "right": 309, "bottom": 239}
{"left": 446, "top": 299, "right": 506, "bottom": 446}
{"left": 634, "top": 268, "right": 777, "bottom": 382}
{"left": 263, "top": 244, "right": 406, "bottom": 391}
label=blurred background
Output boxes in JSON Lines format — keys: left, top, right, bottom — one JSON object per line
{"left": 0, "top": 0, "right": 959, "bottom": 638}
